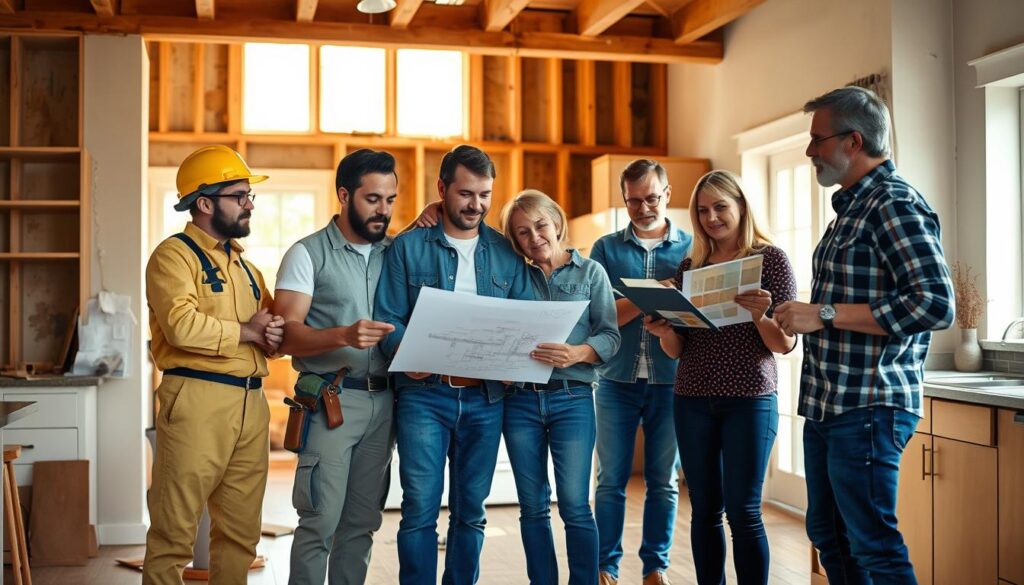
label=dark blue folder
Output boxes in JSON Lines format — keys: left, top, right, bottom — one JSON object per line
{"left": 614, "top": 280, "right": 720, "bottom": 332}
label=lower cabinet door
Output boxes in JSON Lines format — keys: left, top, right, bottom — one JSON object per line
{"left": 897, "top": 432, "right": 933, "bottom": 585}
{"left": 933, "top": 437, "right": 997, "bottom": 585}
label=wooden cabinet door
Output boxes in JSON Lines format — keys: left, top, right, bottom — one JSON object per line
{"left": 898, "top": 432, "right": 933, "bottom": 585}
{"left": 998, "top": 409, "right": 1024, "bottom": 584}
{"left": 933, "top": 437, "right": 998, "bottom": 585}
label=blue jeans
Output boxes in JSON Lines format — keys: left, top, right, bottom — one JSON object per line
{"left": 395, "top": 383, "right": 504, "bottom": 585}
{"left": 503, "top": 385, "right": 598, "bottom": 585}
{"left": 674, "top": 394, "right": 778, "bottom": 585}
{"left": 804, "top": 406, "right": 919, "bottom": 585}
{"left": 595, "top": 379, "right": 680, "bottom": 579}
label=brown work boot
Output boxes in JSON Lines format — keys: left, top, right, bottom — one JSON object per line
{"left": 642, "top": 570, "right": 671, "bottom": 585}
{"left": 599, "top": 571, "right": 618, "bottom": 585}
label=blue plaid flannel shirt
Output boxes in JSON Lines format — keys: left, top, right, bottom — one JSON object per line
{"left": 799, "top": 160, "right": 955, "bottom": 421}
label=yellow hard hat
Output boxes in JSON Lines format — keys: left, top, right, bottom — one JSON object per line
{"left": 174, "top": 145, "right": 269, "bottom": 211}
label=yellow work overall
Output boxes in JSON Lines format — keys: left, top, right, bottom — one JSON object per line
{"left": 143, "top": 222, "right": 273, "bottom": 585}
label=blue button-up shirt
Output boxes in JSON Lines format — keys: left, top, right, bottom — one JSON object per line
{"left": 374, "top": 221, "right": 534, "bottom": 402}
{"left": 529, "top": 250, "right": 621, "bottom": 384}
{"left": 589, "top": 220, "right": 693, "bottom": 384}
{"left": 799, "top": 160, "right": 955, "bottom": 421}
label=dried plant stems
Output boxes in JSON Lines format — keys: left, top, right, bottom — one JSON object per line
{"left": 952, "top": 262, "right": 983, "bottom": 329}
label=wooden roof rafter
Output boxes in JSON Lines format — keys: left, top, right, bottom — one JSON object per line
{"left": 296, "top": 0, "right": 318, "bottom": 23}
{"left": 195, "top": 0, "right": 214, "bottom": 20}
{"left": 574, "top": 0, "right": 648, "bottom": 37}
{"left": 89, "top": 0, "right": 116, "bottom": 17}
{"left": 671, "top": 0, "right": 764, "bottom": 44}
{"left": 0, "top": 0, "right": 770, "bottom": 63}
{"left": 389, "top": 0, "right": 424, "bottom": 29}
{"left": 480, "top": 0, "right": 531, "bottom": 32}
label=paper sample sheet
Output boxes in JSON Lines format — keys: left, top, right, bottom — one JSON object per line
{"left": 388, "top": 287, "right": 588, "bottom": 383}
{"left": 681, "top": 254, "right": 764, "bottom": 327}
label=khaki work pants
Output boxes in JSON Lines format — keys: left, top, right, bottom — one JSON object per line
{"left": 143, "top": 375, "right": 270, "bottom": 585}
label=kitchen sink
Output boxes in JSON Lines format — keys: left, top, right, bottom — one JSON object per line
{"left": 938, "top": 379, "right": 1024, "bottom": 388}
{"left": 927, "top": 374, "right": 1024, "bottom": 392}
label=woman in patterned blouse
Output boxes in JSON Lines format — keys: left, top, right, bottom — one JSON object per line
{"left": 645, "top": 170, "right": 798, "bottom": 585}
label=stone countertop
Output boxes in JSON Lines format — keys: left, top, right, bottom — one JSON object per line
{"left": 0, "top": 401, "right": 38, "bottom": 429}
{"left": 0, "top": 376, "right": 105, "bottom": 388}
{"left": 924, "top": 370, "right": 1024, "bottom": 411}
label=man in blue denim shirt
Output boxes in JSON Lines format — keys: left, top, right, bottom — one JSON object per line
{"left": 588, "top": 159, "right": 693, "bottom": 585}
{"left": 374, "top": 145, "right": 533, "bottom": 585}
{"left": 776, "top": 87, "right": 954, "bottom": 585}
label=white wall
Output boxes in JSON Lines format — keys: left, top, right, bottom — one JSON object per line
{"left": 83, "top": 35, "right": 149, "bottom": 545}
{"left": 668, "top": 0, "right": 892, "bottom": 171}
{"left": 667, "top": 0, "right": 1024, "bottom": 360}
{"left": 952, "top": 0, "right": 1024, "bottom": 338}
{"left": 889, "top": 0, "right": 956, "bottom": 359}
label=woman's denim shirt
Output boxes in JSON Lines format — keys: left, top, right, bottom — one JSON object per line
{"left": 529, "top": 249, "right": 621, "bottom": 384}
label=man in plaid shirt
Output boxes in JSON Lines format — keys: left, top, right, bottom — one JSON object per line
{"left": 775, "top": 86, "right": 955, "bottom": 585}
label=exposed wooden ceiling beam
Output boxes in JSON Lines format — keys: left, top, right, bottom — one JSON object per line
{"left": 0, "top": 0, "right": 14, "bottom": 15}
{"left": 575, "top": 0, "right": 647, "bottom": 37}
{"left": 672, "top": 0, "right": 763, "bottom": 44}
{"left": 0, "top": 12, "right": 722, "bottom": 64}
{"left": 480, "top": 0, "right": 530, "bottom": 32}
{"left": 643, "top": 1, "right": 671, "bottom": 18}
{"left": 296, "top": 0, "right": 318, "bottom": 23}
{"left": 90, "top": 0, "right": 116, "bottom": 17}
{"left": 389, "top": 0, "right": 424, "bottom": 29}
{"left": 195, "top": 0, "right": 214, "bottom": 20}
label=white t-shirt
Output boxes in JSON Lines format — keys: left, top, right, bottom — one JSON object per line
{"left": 276, "top": 243, "right": 316, "bottom": 295}
{"left": 443, "top": 233, "right": 479, "bottom": 295}
{"left": 349, "top": 242, "right": 372, "bottom": 264}
{"left": 636, "top": 235, "right": 665, "bottom": 379}
{"left": 276, "top": 241, "right": 373, "bottom": 295}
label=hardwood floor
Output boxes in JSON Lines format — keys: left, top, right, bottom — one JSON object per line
{"left": 17, "top": 457, "right": 811, "bottom": 584}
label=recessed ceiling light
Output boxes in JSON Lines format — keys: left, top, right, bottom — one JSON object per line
{"left": 434, "top": 0, "right": 466, "bottom": 5}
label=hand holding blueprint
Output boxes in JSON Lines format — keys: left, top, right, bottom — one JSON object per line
{"left": 388, "top": 287, "right": 589, "bottom": 383}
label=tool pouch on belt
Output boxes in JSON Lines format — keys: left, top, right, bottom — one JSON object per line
{"left": 283, "top": 396, "right": 312, "bottom": 453}
{"left": 294, "top": 368, "right": 346, "bottom": 430}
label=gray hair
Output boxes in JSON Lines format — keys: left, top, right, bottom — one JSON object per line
{"left": 803, "top": 86, "right": 891, "bottom": 158}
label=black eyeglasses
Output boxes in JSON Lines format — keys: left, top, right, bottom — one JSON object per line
{"left": 205, "top": 191, "right": 256, "bottom": 206}
{"left": 624, "top": 186, "right": 669, "bottom": 210}
{"left": 809, "top": 130, "right": 854, "bottom": 146}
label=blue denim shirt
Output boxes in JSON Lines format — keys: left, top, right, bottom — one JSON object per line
{"left": 589, "top": 220, "right": 692, "bottom": 385}
{"left": 529, "top": 250, "right": 621, "bottom": 385}
{"left": 374, "top": 221, "right": 535, "bottom": 402}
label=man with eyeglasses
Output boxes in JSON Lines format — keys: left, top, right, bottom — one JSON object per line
{"left": 144, "top": 145, "right": 285, "bottom": 585}
{"left": 775, "top": 87, "right": 954, "bottom": 585}
{"left": 589, "top": 159, "right": 692, "bottom": 585}
{"left": 276, "top": 148, "right": 399, "bottom": 585}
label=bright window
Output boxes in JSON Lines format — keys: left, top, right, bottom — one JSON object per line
{"left": 320, "top": 46, "right": 386, "bottom": 134}
{"left": 243, "top": 43, "right": 310, "bottom": 133}
{"left": 396, "top": 49, "right": 464, "bottom": 138}
{"left": 148, "top": 168, "right": 335, "bottom": 292}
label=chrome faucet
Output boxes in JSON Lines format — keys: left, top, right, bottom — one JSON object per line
{"left": 1003, "top": 317, "right": 1024, "bottom": 341}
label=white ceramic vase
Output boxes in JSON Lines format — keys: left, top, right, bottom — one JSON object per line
{"left": 953, "top": 328, "right": 983, "bottom": 372}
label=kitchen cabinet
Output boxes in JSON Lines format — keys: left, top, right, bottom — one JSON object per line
{"left": 931, "top": 435, "right": 998, "bottom": 585}
{"left": 812, "top": 396, "right": 1019, "bottom": 585}
{"left": 998, "top": 408, "right": 1024, "bottom": 584}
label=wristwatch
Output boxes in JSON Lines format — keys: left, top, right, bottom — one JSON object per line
{"left": 819, "top": 304, "right": 837, "bottom": 328}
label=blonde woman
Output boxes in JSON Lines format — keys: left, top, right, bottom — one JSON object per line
{"left": 501, "top": 190, "right": 621, "bottom": 585}
{"left": 645, "top": 171, "right": 797, "bottom": 585}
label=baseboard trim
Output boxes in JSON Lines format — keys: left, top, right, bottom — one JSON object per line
{"left": 98, "top": 522, "right": 148, "bottom": 546}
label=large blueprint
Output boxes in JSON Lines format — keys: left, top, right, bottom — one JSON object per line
{"left": 388, "top": 287, "right": 588, "bottom": 383}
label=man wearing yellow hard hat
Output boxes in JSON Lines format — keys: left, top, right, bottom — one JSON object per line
{"left": 143, "top": 145, "right": 284, "bottom": 585}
